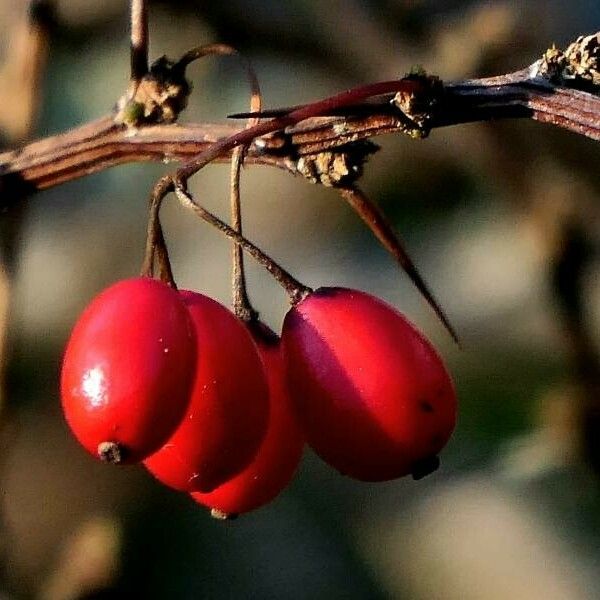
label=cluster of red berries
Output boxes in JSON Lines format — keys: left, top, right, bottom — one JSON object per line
{"left": 61, "top": 277, "right": 457, "bottom": 519}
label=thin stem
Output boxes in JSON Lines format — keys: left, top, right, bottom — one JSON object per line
{"left": 175, "top": 43, "right": 250, "bottom": 71}
{"left": 174, "top": 184, "right": 311, "bottom": 303}
{"left": 154, "top": 221, "right": 176, "bottom": 286}
{"left": 130, "top": 0, "right": 149, "bottom": 87}
{"left": 173, "top": 42, "right": 269, "bottom": 315}
{"left": 141, "top": 43, "right": 265, "bottom": 291}
{"left": 140, "top": 175, "right": 176, "bottom": 287}
{"left": 221, "top": 46, "right": 263, "bottom": 321}
{"left": 174, "top": 42, "right": 265, "bottom": 319}
{"left": 230, "top": 147, "right": 257, "bottom": 321}
{"left": 338, "top": 185, "right": 459, "bottom": 343}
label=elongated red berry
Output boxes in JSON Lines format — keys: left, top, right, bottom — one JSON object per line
{"left": 282, "top": 287, "right": 456, "bottom": 481}
{"left": 192, "top": 322, "right": 304, "bottom": 518}
{"left": 61, "top": 277, "right": 196, "bottom": 464}
{"left": 144, "top": 292, "right": 269, "bottom": 492}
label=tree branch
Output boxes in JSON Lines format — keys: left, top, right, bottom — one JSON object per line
{"left": 0, "top": 118, "right": 294, "bottom": 192}
{"left": 1, "top": 45, "right": 600, "bottom": 194}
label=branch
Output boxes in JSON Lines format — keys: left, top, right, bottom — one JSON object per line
{"left": 441, "top": 70, "right": 600, "bottom": 139}
{"left": 1, "top": 33, "right": 599, "bottom": 194}
{"left": 245, "top": 69, "right": 600, "bottom": 148}
{"left": 0, "top": 118, "right": 294, "bottom": 192}
{"left": 2, "top": 73, "right": 599, "bottom": 194}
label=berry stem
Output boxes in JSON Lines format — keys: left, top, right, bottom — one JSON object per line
{"left": 209, "top": 45, "right": 263, "bottom": 322}
{"left": 154, "top": 221, "right": 177, "bottom": 287}
{"left": 141, "top": 43, "right": 264, "bottom": 291}
{"left": 159, "top": 44, "right": 312, "bottom": 305}
{"left": 140, "top": 189, "right": 177, "bottom": 288}
{"left": 145, "top": 78, "right": 426, "bottom": 302}
{"left": 230, "top": 147, "right": 258, "bottom": 321}
{"left": 173, "top": 183, "right": 311, "bottom": 303}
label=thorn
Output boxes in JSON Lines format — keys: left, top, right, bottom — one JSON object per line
{"left": 339, "top": 186, "right": 460, "bottom": 345}
{"left": 228, "top": 107, "right": 299, "bottom": 119}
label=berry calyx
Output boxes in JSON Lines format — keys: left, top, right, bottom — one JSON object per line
{"left": 61, "top": 277, "right": 197, "bottom": 463}
{"left": 281, "top": 287, "right": 456, "bottom": 481}
{"left": 144, "top": 291, "right": 270, "bottom": 492}
{"left": 192, "top": 321, "right": 304, "bottom": 518}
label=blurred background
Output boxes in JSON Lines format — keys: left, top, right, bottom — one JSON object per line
{"left": 0, "top": 0, "right": 600, "bottom": 598}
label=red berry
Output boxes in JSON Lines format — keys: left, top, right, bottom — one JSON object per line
{"left": 192, "top": 322, "right": 304, "bottom": 518}
{"left": 144, "top": 292, "right": 270, "bottom": 492}
{"left": 281, "top": 287, "right": 456, "bottom": 481}
{"left": 61, "top": 277, "right": 196, "bottom": 464}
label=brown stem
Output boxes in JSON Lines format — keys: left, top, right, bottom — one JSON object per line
{"left": 155, "top": 221, "right": 175, "bottom": 286}
{"left": 173, "top": 184, "right": 311, "bottom": 303}
{"left": 174, "top": 42, "right": 265, "bottom": 320}
{"left": 338, "top": 185, "right": 459, "bottom": 343}
{"left": 230, "top": 147, "right": 257, "bottom": 321}
{"left": 3, "top": 65, "right": 600, "bottom": 192}
{"left": 140, "top": 175, "right": 177, "bottom": 287}
{"left": 176, "top": 43, "right": 252, "bottom": 72}
{"left": 141, "top": 43, "right": 267, "bottom": 293}
{"left": 130, "top": 0, "right": 149, "bottom": 86}
{"left": 223, "top": 46, "right": 262, "bottom": 322}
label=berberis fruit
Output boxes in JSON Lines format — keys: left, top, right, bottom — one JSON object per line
{"left": 192, "top": 322, "right": 304, "bottom": 517}
{"left": 144, "top": 292, "right": 270, "bottom": 492}
{"left": 282, "top": 287, "right": 456, "bottom": 481}
{"left": 61, "top": 277, "right": 197, "bottom": 464}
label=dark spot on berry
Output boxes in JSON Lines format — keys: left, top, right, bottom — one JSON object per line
{"left": 420, "top": 400, "right": 434, "bottom": 413}
{"left": 411, "top": 455, "right": 440, "bottom": 480}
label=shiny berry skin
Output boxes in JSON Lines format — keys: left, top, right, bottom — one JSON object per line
{"left": 144, "top": 292, "right": 270, "bottom": 493}
{"left": 60, "top": 277, "right": 197, "bottom": 464}
{"left": 281, "top": 287, "right": 457, "bottom": 481}
{"left": 192, "top": 322, "right": 304, "bottom": 518}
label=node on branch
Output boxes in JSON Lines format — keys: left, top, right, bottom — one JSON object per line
{"left": 115, "top": 56, "right": 191, "bottom": 128}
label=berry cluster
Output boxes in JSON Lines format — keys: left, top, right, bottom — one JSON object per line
{"left": 61, "top": 277, "right": 457, "bottom": 519}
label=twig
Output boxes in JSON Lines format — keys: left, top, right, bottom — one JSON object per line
{"left": 2, "top": 64, "right": 600, "bottom": 193}
{"left": 173, "top": 184, "right": 310, "bottom": 303}
{"left": 230, "top": 147, "right": 256, "bottom": 319}
{"left": 171, "top": 79, "right": 436, "bottom": 187}
{"left": 138, "top": 44, "right": 267, "bottom": 291}
{"left": 139, "top": 64, "right": 600, "bottom": 313}
{"left": 227, "top": 49, "right": 261, "bottom": 322}
{"left": 1, "top": 32, "right": 599, "bottom": 328}
{"left": 440, "top": 71, "right": 600, "bottom": 139}
{"left": 130, "top": 0, "right": 149, "bottom": 87}
{"left": 0, "top": 119, "right": 292, "bottom": 192}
